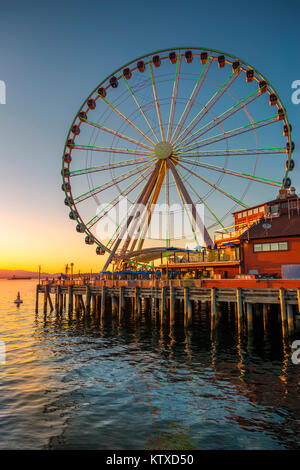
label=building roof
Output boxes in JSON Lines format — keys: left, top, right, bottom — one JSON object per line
{"left": 239, "top": 214, "right": 300, "bottom": 240}
{"left": 232, "top": 191, "right": 299, "bottom": 215}
{"left": 232, "top": 202, "right": 266, "bottom": 215}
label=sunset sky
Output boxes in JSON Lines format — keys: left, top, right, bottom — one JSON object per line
{"left": 0, "top": 0, "right": 299, "bottom": 273}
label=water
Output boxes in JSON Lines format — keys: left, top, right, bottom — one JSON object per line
{"left": 0, "top": 279, "right": 299, "bottom": 450}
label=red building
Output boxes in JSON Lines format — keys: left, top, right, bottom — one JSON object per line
{"left": 239, "top": 207, "right": 300, "bottom": 278}
{"left": 160, "top": 188, "right": 300, "bottom": 279}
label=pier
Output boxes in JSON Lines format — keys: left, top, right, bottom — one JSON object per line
{"left": 36, "top": 279, "right": 300, "bottom": 336}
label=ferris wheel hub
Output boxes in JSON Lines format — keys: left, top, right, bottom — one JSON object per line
{"left": 154, "top": 141, "right": 173, "bottom": 160}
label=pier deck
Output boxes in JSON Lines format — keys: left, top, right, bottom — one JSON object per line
{"left": 36, "top": 279, "right": 300, "bottom": 336}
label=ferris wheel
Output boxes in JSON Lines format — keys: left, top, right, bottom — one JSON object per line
{"left": 61, "top": 47, "right": 294, "bottom": 271}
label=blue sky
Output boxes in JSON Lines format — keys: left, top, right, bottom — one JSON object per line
{"left": 0, "top": 0, "right": 299, "bottom": 271}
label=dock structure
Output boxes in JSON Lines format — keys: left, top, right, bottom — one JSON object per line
{"left": 36, "top": 279, "right": 300, "bottom": 336}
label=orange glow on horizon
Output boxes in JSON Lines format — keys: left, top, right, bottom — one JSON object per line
{"left": 1, "top": 206, "right": 192, "bottom": 274}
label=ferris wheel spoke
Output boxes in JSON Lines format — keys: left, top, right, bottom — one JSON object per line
{"left": 70, "top": 143, "right": 153, "bottom": 157}
{"left": 148, "top": 60, "right": 165, "bottom": 141}
{"left": 172, "top": 69, "right": 240, "bottom": 146}
{"left": 133, "top": 161, "right": 166, "bottom": 252}
{"left": 174, "top": 162, "right": 227, "bottom": 230}
{"left": 179, "top": 114, "right": 279, "bottom": 153}
{"left": 179, "top": 157, "right": 282, "bottom": 186}
{"left": 98, "top": 95, "right": 155, "bottom": 146}
{"left": 82, "top": 118, "right": 153, "bottom": 151}
{"left": 176, "top": 161, "right": 249, "bottom": 208}
{"left": 166, "top": 54, "right": 182, "bottom": 141}
{"left": 105, "top": 184, "right": 144, "bottom": 251}
{"left": 169, "top": 166, "right": 199, "bottom": 245}
{"left": 176, "top": 87, "right": 263, "bottom": 149}
{"left": 87, "top": 163, "right": 157, "bottom": 230}
{"left": 67, "top": 157, "right": 154, "bottom": 177}
{"left": 120, "top": 73, "right": 160, "bottom": 143}
{"left": 74, "top": 160, "right": 155, "bottom": 204}
{"left": 177, "top": 147, "right": 286, "bottom": 158}
{"left": 171, "top": 57, "right": 212, "bottom": 143}
{"left": 102, "top": 162, "right": 161, "bottom": 270}
{"left": 168, "top": 160, "right": 213, "bottom": 246}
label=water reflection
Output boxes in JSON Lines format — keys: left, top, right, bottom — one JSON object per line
{"left": 0, "top": 280, "right": 300, "bottom": 449}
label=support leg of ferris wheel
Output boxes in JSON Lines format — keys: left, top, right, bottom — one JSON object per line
{"left": 129, "top": 162, "right": 166, "bottom": 252}
{"left": 168, "top": 160, "right": 213, "bottom": 247}
{"left": 101, "top": 163, "right": 161, "bottom": 272}
{"left": 119, "top": 163, "right": 163, "bottom": 255}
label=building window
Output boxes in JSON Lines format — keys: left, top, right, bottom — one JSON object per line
{"left": 248, "top": 209, "right": 253, "bottom": 216}
{"left": 253, "top": 241, "right": 288, "bottom": 253}
{"left": 270, "top": 204, "right": 279, "bottom": 213}
{"left": 281, "top": 202, "right": 287, "bottom": 208}
{"left": 278, "top": 241, "right": 288, "bottom": 250}
{"left": 253, "top": 208, "right": 259, "bottom": 214}
{"left": 237, "top": 213, "right": 242, "bottom": 219}
{"left": 242, "top": 211, "right": 247, "bottom": 217}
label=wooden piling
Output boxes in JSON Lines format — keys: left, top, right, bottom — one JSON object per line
{"left": 101, "top": 284, "right": 106, "bottom": 318}
{"left": 79, "top": 295, "right": 86, "bottom": 314}
{"left": 43, "top": 285, "right": 48, "bottom": 313}
{"left": 35, "top": 285, "right": 39, "bottom": 313}
{"left": 246, "top": 303, "right": 253, "bottom": 332}
{"left": 134, "top": 287, "right": 141, "bottom": 320}
{"left": 91, "top": 295, "right": 95, "bottom": 314}
{"left": 55, "top": 286, "right": 59, "bottom": 312}
{"left": 47, "top": 291, "right": 53, "bottom": 312}
{"left": 287, "top": 304, "right": 294, "bottom": 334}
{"left": 68, "top": 285, "right": 73, "bottom": 313}
{"left": 169, "top": 281, "right": 175, "bottom": 326}
{"left": 211, "top": 287, "right": 216, "bottom": 325}
{"left": 262, "top": 304, "right": 268, "bottom": 331}
{"left": 297, "top": 288, "right": 300, "bottom": 314}
{"left": 94, "top": 295, "right": 101, "bottom": 316}
{"left": 86, "top": 286, "right": 91, "bottom": 314}
{"left": 236, "top": 288, "right": 243, "bottom": 321}
{"left": 160, "top": 286, "right": 166, "bottom": 322}
{"left": 119, "top": 286, "right": 124, "bottom": 319}
{"left": 279, "top": 287, "right": 287, "bottom": 336}
{"left": 59, "top": 290, "right": 63, "bottom": 313}
{"left": 75, "top": 294, "right": 79, "bottom": 314}
{"left": 184, "top": 287, "right": 192, "bottom": 327}
{"left": 112, "top": 294, "right": 118, "bottom": 317}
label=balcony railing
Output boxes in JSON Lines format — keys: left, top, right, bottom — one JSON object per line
{"left": 214, "top": 228, "right": 247, "bottom": 241}
{"left": 214, "top": 218, "right": 262, "bottom": 242}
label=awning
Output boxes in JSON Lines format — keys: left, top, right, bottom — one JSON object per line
{"left": 221, "top": 241, "right": 240, "bottom": 247}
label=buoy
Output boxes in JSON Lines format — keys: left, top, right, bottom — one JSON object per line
{"left": 14, "top": 292, "right": 23, "bottom": 306}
